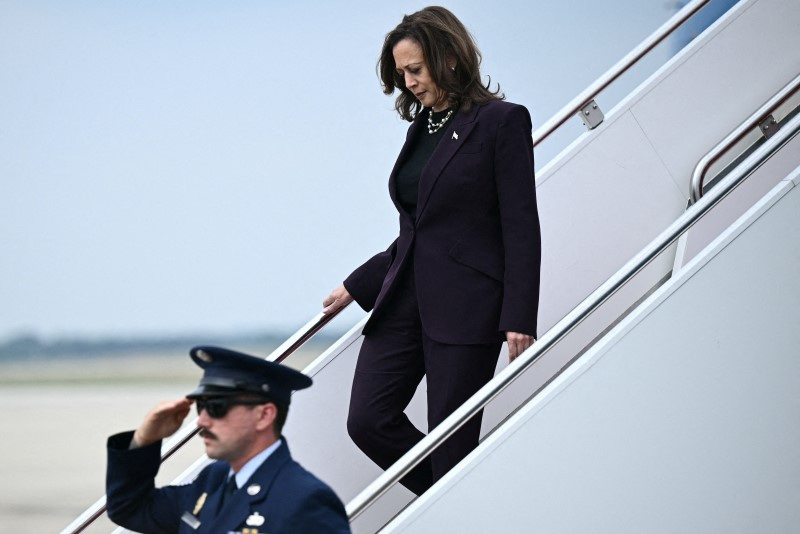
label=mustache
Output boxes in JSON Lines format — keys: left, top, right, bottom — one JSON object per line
{"left": 199, "top": 428, "right": 217, "bottom": 440}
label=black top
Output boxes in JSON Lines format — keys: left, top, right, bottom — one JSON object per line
{"left": 395, "top": 108, "right": 452, "bottom": 218}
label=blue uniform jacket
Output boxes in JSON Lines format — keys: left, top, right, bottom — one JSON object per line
{"left": 106, "top": 432, "right": 350, "bottom": 533}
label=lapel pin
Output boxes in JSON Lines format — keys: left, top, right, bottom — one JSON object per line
{"left": 247, "top": 511, "right": 266, "bottom": 526}
{"left": 247, "top": 483, "right": 261, "bottom": 496}
{"left": 452, "top": 131, "right": 459, "bottom": 140}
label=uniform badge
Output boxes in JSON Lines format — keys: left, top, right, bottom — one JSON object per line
{"left": 246, "top": 484, "right": 261, "bottom": 496}
{"left": 192, "top": 492, "right": 208, "bottom": 515}
{"left": 246, "top": 512, "right": 266, "bottom": 527}
{"left": 196, "top": 349, "right": 213, "bottom": 362}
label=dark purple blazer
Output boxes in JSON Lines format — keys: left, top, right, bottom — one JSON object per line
{"left": 344, "top": 99, "right": 541, "bottom": 344}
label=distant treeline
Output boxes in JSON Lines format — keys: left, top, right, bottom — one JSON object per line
{"left": 0, "top": 331, "right": 342, "bottom": 362}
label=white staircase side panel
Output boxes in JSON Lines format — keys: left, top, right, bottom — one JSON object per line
{"left": 485, "top": 0, "right": 800, "bottom": 491}
{"left": 528, "top": 0, "right": 800, "bottom": 369}
{"left": 627, "top": 0, "right": 800, "bottom": 196}
{"left": 675, "top": 127, "right": 800, "bottom": 269}
{"left": 384, "top": 169, "right": 800, "bottom": 534}
{"left": 534, "top": 109, "right": 685, "bottom": 334}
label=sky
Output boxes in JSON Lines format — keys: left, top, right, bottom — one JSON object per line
{"left": 0, "top": 0, "right": 681, "bottom": 342}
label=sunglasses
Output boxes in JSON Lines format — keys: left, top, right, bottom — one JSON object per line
{"left": 195, "top": 398, "right": 267, "bottom": 419}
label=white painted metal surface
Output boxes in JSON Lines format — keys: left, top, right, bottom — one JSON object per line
{"left": 675, "top": 121, "right": 800, "bottom": 269}
{"left": 625, "top": 0, "right": 800, "bottom": 196}
{"left": 384, "top": 168, "right": 800, "bottom": 533}
{"left": 688, "top": 73, "right": 800, "bottom": 204}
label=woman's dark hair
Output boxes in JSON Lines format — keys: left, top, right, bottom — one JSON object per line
{"left": 378, "top": 6, "right": 503, "bottom": 121}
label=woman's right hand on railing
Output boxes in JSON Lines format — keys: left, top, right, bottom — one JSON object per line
{"left": 322, "top": 284, "right": 354, "bottom": 314}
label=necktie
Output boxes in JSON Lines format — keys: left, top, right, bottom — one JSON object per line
{"left": 218, "top": 475, "right": 238, "bottom": 511}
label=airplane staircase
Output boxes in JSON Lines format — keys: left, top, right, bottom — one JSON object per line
{"left": 63, "top": 0, "right": 800, "bottom": 531}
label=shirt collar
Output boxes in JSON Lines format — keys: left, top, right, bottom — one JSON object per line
{"left": 228, "top": 439, "right": 282, "bottom": 488}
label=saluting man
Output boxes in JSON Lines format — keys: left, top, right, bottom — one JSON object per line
{"left": 105, "top": 346, "right": 351, "bottom": 533}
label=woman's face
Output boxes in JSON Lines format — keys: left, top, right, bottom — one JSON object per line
{"left": 393, "top": 38, "right": 447, "bottom": 111}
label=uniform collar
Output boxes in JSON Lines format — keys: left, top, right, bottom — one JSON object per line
{"left": 228, "top": 438, "right": 282, "bottom": 489}
{"left": 199, "top": 438, "right": 292, "bottom": 532}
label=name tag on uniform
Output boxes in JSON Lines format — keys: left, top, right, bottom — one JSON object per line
{"left": 180, "top": 511, "right": 201, "bottom": 529}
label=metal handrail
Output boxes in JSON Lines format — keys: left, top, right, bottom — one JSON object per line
{"left": 346, "top": 110, "right": 800, "bottom": 523}
{"left": 60, "top": 305, "right": 350, "bottom": 534}
{"left": 689, "top": 72, "right": 800, "bottom": 204}
{"left": 531, "top": 0, "right": 713, "bottom": 148}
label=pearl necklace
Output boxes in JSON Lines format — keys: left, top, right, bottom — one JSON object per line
{"left": 427, "top": 108, "right": 454, "bottom": 134}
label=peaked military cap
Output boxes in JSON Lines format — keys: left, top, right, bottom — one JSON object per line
{"left": 185, "top": 345, "right": 312, "bottom": 406}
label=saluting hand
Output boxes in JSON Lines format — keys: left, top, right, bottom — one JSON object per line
{"left": 132, "top": 398, "right": 193, "bottom": 448}
{"left": 322, "top": 284, "right": 354, "bottom": 314}
{"left": 506, "top": 331, "right": 535, "bottom": 363}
